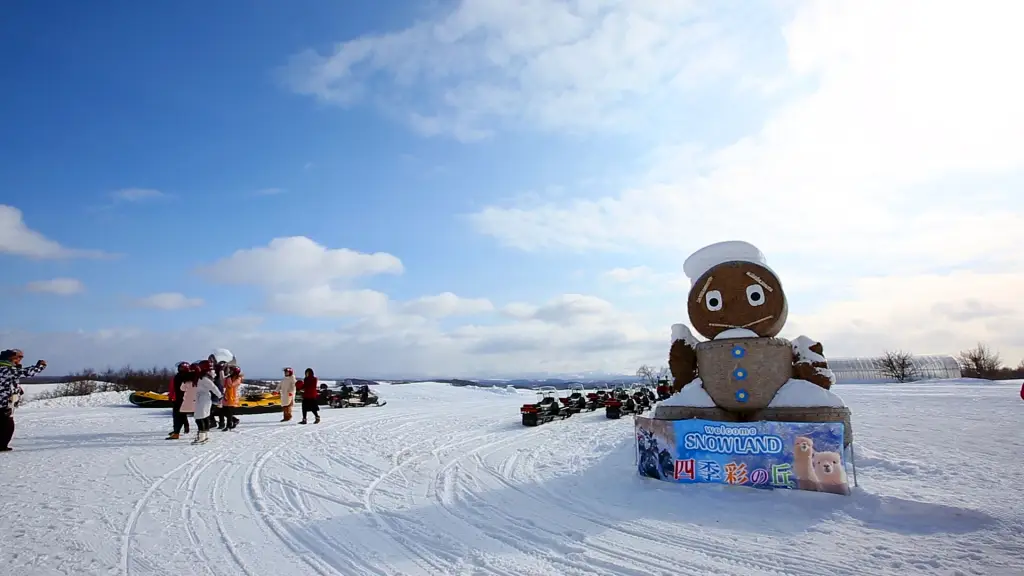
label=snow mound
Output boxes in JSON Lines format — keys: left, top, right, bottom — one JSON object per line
{"left": 671, "top": 323, "right": 698, "bottom": 345}
{"left": 792, "top": 335, "right": 825, "bottom": 363}
{"left": 23, "top": 391, "right": 132, "bottom": 409}
{"left": 768, "top": 379, "right": 846, "bottom": 407}
{"left": 658, "top": 380, "right": 716, "bottom": 407}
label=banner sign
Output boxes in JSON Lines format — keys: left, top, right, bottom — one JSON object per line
{"left": 635, "top": 417, "right": 850, "bottom": 495}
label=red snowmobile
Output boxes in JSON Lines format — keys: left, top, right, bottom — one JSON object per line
{"left": 605, "top": 387, "right": 639, "bottom": 419}
{"left": 558, "top": 384, "right": 588, "bottom": 414}
{"left": 521, "top": 387, "right": 572, "bottom": 426}
{"left": 584, "top": 388, "right": 611, "bottom": 411}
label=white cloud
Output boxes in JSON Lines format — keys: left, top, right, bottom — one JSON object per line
{"left": 5, "top": 293, "right": 666, "bottom": 378}
{"left": 400, "top": 292, "right": 494, "bottom": 318}
{"left": 194, "top": 238, "right": 495, "bottom": 320}
{"left": 782, "top": 271, "right": 1024, "bottom": 362}
{"left": 603, "top": 266, "right": 654, "bottom": 283}
{"left": 196, "top": 236, "right": 404, "bottom": 288}
{"left": 194, "top": 236, "right": 408, "bottom": 318}
{"left": 25, "top": 278, "right": 84, "bottom": 296}
{"left": 468, "top": 0, "right": 1024, "bottom": 266}
{"left": 266, "top": 287, "right": 391, "bottom": 318}
{"left": 0, "top": 205, "right": 110, "bottom": 259}
{"left": 279, "top": 0, "right": 769, "bottom": 139}
{"left": 266, "top": 288, "right": 496, "bottom": 320}
{"left": 134, "top": 293, "right": 204, "bottom": 310}
{"left": 459, "top": 0, "right": 1024, "bottom": 360}
{"left": 111, "top": 188, "right": 165, "bottom": 202}
{"left": 499, "top": 294, "right": 622, "bottom": 326}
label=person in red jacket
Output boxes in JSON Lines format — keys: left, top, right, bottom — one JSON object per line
{"left": 167, "top": 362, "right": 190, "bottom": 438}
{"left": 299, "top": 368, "right": 320, "bottom": 425}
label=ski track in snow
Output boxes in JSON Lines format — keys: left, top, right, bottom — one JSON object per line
{"left": 1, "top": 380, "right": 1023, "bottom": 575}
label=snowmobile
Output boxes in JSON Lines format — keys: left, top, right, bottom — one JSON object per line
{"left": 605, "top": 387, "right": 638, "bottom": 419}
{"left": 632, "top": 386, "right": 654, "bottom": 414}
{"left": 584, "top": 388, "right": 611, "bottom": 411}
{"left": 637, "top": 429, "right": 675, "bottom": 480}
{"left": 558, "top": 384, "right": 588, "bottom": 414}
{"left": 326, "top": 384, "right": 386, "bottom": 408}
{"left": 521, "top": 387, "right": 572, "bottom": 426}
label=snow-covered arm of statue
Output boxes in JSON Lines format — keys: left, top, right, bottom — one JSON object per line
{"left": 668, "top": 323, "right": 699, "bottom": 392}
{"left": 791, "top": 335, "right": 836, "bottom": 390}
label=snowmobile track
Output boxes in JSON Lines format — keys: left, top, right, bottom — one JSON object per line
{"left": 244, "top": 418, "right": 378, "bottom": 576}
{"left": 121, "top": 452, "right": 209, "bottom": 576}
{"left": 437, "top": 425, "right": 695, "bottom": 576}
{"left": 363, "top": 423, "right": 484, "bottom": 574}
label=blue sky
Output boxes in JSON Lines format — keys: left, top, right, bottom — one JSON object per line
{"left": 2, "top": 0, "right": 1023, "bottom": 377}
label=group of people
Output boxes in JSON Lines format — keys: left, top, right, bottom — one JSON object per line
{"left": 0, "top": 349, "right": 46, "bottom": 452}
{"left": 167, "top": 363, "right": 324, "bottom": 443}
{"left": 166, "top": 358, "right": 244, "bottom": 443}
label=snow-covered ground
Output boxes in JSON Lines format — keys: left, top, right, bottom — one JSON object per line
{"left": 1, "top": 379, "right": 1022, "bottom": 576}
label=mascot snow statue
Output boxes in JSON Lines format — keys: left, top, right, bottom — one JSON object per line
{"left": 654, "top": 241, "right": 853, "bottom": 447}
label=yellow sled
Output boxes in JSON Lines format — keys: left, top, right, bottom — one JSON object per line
{"left": 128, "top": 390, "right": 283, "bottom": 414}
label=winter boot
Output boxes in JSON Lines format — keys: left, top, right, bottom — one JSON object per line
{"left": 166, "top": 433, "right": 179, "bottom": 440}
{"left": 314, "top": 415, "right": 320, "bottom": 424}
{"left": 299, "top": 419, "right": 307, "bottom": 424}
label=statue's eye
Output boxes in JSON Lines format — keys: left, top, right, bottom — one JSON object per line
{"left": 746, "top": 284, "right": 765, "bottom": 307}
{"left": 705, "top": 290, "right": 723, "bottom": 311}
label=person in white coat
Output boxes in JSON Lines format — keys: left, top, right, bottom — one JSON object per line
{"left": 278, "top": 367, "right": 297, "bottom": 422}
{"left": 193, "top": 361, "right": 222, "bottom": 443}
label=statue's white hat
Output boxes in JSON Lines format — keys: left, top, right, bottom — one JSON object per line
{"left": 683, "top": 241, "right": 768, "bottom": 286}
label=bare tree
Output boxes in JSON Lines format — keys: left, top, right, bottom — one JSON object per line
{"left": 956, "top": 343, "right": 1003, "bottom": 379}
{"left": 877, "top": 350, "right": 918, "bottom": 383}
{"left": 636, "top": 364, "right": 659, "bottom": 386}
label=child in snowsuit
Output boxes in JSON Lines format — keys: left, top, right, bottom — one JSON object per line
{"left": 278, "top": 367, "right": 296, "bottom": 422}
